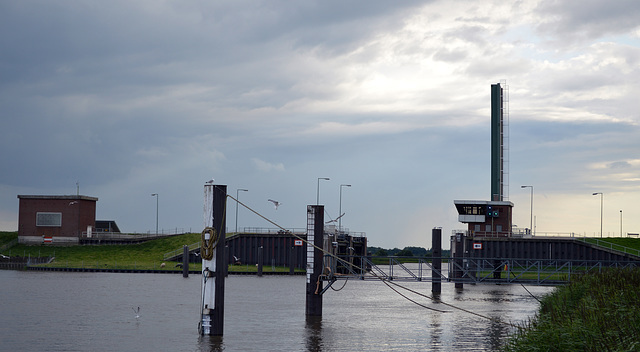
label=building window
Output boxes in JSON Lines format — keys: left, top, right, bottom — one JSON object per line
{"left": 497, "top": 225, "right": 503, "bottom": 233}
{"left": 36, "top": 212, "right": 62, "bottom": 227}
{"left": 474, "top": 225, "right": 481, "bottom": 232}
{"left": 485, "top": 224, "right": 492, "bottom": 232}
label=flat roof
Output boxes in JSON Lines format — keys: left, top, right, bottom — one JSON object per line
{"left": 454, "top": 200, "right": 513, "bottom": 206}
{"left": 18, "top": 195, "right": 99, "bottom": 201}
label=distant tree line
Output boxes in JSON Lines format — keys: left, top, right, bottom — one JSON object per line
{"left": 368, "top": 246, "right": 450, "bottom": 257}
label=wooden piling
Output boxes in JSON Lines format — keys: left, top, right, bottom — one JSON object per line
{"left": 182, "top": 245, "right": 189, "bottom": 278}
{"left": 306, "top": 205, "right": 324, "bottom": 317}
{"left": 431, "top": 228, "right": 442, "bottom": 294}
{"left": 257, "top": 246, "right": 263, "bottom": 277}
{"left": 201, "top": 184, "right": 226, "bottom": 336}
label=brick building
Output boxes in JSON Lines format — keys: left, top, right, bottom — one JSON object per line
{"left": 17, "top": 195, "right": 98, "bottom": 244}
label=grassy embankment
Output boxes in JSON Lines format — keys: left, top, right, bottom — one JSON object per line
{"left": 503, "top": 267, "right": 640, "bottom": 351}
{"left": 0, "top": 231, "right": 302, "bottom": 273}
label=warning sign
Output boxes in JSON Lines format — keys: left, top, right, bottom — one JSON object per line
{"left": 294, "top": 239, "right": 303, "bottom": 246}
{"left": 473, "top": 243, "right": 482, "bottom": 249}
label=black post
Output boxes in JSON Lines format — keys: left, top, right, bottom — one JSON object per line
{"left": 432, "top": 228, "right": 442, "bottom": 294}
{"left": 182, "top": 245, "right": 189, "bottom": 278}
{"left": 211, "top": 184, "right": 226, "bottom": 335}
{"left": 257, "top": 246, "right": 263, "bottom": 277}
{"left": 454, "top": 232, "right": 464, "bottom": 290}
{"left": 306, "top": 205, "right": 324, "bottom": 317}
{"left": 289, "top": 246, "right": 295, "bottom": 275}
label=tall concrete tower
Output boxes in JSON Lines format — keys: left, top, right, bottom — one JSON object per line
{"left": 491, "top": 82, "right": 508, "bottom": 201}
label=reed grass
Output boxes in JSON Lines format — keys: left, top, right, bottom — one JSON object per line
{"left": 503, "top": 268, "right": 640, "bottom": 351}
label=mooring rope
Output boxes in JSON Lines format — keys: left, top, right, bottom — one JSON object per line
{"left": 226, "top": 194, "right": 523, "bottom": 329}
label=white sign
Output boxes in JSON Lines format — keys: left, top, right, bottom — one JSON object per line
{"left": 294, "top": 239, "right": 303, "bottom": 246}
{"left": 473, "top": 243, "right": 482, "bottom": 249}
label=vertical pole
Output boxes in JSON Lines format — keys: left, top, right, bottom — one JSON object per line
{"left": 201, "top": 184, "right": 226, "bottom": 336}
{"left": 431, "top": 228, "right": 442, "bottom": 294}
{"left": 289, "top": 246, "right": 295, "bottom": 275}
{"left": 257, "top": 247, "right": 263, "bottom": 277}
{"left": 306, "top": 205, "right": 324, "bottom": 317}
{"left": 454, "top": 232, "right": 464, "bottom": 289}
{"left": 183, "top": 245, "right": 189, "bottom": 278}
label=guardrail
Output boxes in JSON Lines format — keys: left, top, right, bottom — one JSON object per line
{"left": 163, "top": 242, "right": 201, "bottom": 261}
{"left": 576, "top": 238, "right": 640, "bottom": 258}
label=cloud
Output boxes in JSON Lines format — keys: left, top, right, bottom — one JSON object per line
{"left": 252, "top": 158, "right": 285, "bottom": 172}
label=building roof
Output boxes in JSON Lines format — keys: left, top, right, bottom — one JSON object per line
{"left": 454, "top": 199, "right": 513, "bottom": 206}
{"left": 17, "top": 195, "right": 99, "bottom": 201}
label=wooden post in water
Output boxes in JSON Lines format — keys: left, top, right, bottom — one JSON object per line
{"left": 183, "top": 245, "right": 189, "bottom": 278}
{"left": 454, "top": 232, "right": 464, "bottom": 290}
{"left": 289, "top": 246, "right": 295, "bottom": 275}
{"left": 200, "top": 183, "right": 226, "bottom": 336}
{"left": 257, "top": 247, "right": 263, "bottom": 277}
{"left": 431, "top": 227, "right": 442, "bottom": 294}
{"left": 306, "top": 205, "right": 324, "bottom": 317}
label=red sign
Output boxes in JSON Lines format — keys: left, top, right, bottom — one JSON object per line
{"left": 294, "top": 239, "right": 303, "bottom": 246}
{"left": 44, "top": 237, "right": 53, "bottom": 244}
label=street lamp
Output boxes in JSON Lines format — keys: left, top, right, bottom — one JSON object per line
{"left": 151, "top": 193, "right": 159, "bottom": 235}
{"left": 620, "top": 210, "right": 623, "bottom": 237}
{"left": 235, "top": 188, "right": 248, "bottom": 234}
{"left": 521, "top": 185, "right": 533, "bottom": 235}
{"left": 317, "top": 177, "right": 330, "bottom": 205}
{"left": 339, "top": 184, "right": 351, "bottom": 233}
{"left": 593, "top": 192, "right": 603, "bottom": 238}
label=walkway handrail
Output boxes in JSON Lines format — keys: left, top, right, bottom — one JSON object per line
{"left": 575, "top": 238, "right": 640, "bottom": 258}
{"left": 163, "top": 242, "right": 201, "bottom": 261}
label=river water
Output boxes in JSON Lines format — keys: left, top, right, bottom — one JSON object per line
{"left": 0, "top": 270, "right": 554, "bottom": 351}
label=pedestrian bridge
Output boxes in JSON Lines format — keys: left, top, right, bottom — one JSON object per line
{"left": 322, "top": 256, "right": 640, "bottom": 286}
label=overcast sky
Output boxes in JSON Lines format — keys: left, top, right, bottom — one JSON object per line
{"left": 1, "top": 1, "right": 639, "bottom": 249}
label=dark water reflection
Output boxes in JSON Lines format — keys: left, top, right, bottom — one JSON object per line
{"left": 1, "top": 270, "right": 553, "bottom": 351}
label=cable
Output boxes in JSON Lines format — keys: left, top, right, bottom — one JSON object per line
{"left": 226, "top": 194, "right": 520, "bottom": 328}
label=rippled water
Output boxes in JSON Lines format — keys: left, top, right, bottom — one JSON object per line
{"left": 0, "top": 269, "right": 553, "bottom": 351}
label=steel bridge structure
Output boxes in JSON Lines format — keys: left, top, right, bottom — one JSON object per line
{"left": 321, "top": 255, "right": 640, "bottom": 288}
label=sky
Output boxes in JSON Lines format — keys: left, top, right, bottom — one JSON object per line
{"left": 1, "top": 0, "right": 639, "bottom": 250}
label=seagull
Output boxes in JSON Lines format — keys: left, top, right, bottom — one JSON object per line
{"left": 132, "top": 306, "right": 140, "bottom": 319}
{"left": 326, "top": 213, "right": 345, "bottom": 223}
{"left": 69, "top": 201, "right": 78, "bottom": 205}
{"left": 205, "top": 179, "right": 215, "bottom": 185}
{"left": 268, "top": 199, "right": 281, "bottom": 210}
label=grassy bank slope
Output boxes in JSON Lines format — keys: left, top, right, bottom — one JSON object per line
{"left": 1, "top": 232, "right": 302, "bottom": 272}
{"left": 503, "top": 268, "right": 640, "bottom": 351}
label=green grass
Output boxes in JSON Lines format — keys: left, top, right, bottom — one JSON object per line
{"left": 2, "top": 232, "right": 304, "bottom": 272}
{"left": 503, "top": 268, "right": 640, "bottom": 351}
{"left": 0, "top": 231, "right": 18, "bottom": 249}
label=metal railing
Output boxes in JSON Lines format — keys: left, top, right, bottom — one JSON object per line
{"left": 329, "top": 256, "right": 640, "bottom": 286}
{"left": 575, "top": 238, "right": 640, "bottom": 258}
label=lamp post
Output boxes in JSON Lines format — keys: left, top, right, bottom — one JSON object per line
{"left": 593, "top": 192, "right": 603, "bottom": 238}
{"left": 317, "top": 177, "right": 330, "bottom": 205}
{"left": 235, "top": 188, "right": 248, "bottom": 234}
{"left": 521, "top": 185, "right": 533, "bottom": 235}
{"left": 339, "top": 184, "right": 351, "bottom": 233}
{"left": 620, "top": 210, "right": 623, "bottom": 237}
{"left": 151, "top": 193, "right": 159, "bottom": 235}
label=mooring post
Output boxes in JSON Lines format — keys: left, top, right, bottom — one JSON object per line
{"left": 183, "top": 245, "right": 189, "bottom": 278}
{"left": 257, "top": 246, "right": 263, "bottom": 277}
{"left": 306, "top": 205, "right": 324, "bottom": 317}
{"left": 432, "top": 227, "right": 442, "bottom": 294}
{"left": 289, "top": 246, "right": 295, "bottom": 275}
{"left": 200, "top": 183, "right": 227, "bottom": 336}
{"left": 454, "top": 232, "right": 464, "bottom": 290}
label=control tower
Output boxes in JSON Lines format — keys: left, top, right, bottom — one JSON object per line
{"left": 454, "top": 82, "right": 513, "bottom": 237}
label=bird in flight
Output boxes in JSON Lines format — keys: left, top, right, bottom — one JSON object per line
{"left": 132, "top": 306, "right": 140, "bottom": 319}
{"left": 268, "top": 199, "right": 281, "bottom": 210}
